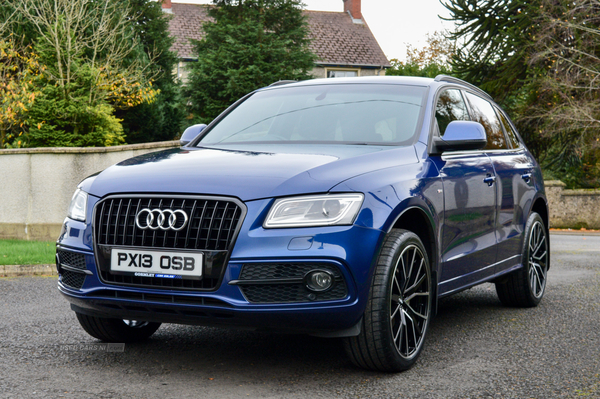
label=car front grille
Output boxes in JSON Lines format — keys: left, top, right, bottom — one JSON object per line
{"left": 93, "top": 289, "right": 233, "bottom": 308}
{"left": 242, "top": 283, "right": 348, "bottom": 303}
{"left": 95, "top": 196, "right": 243, "bottom": 250}
{"left": 94, "top": 195, "right": 245, "bottom": 291}
{"left": 58, "top": 250, "right": 87, "bottom": 270}
{"left": 57, "top": 250, "right": 88, "bottom": 290}
{"left": 238, "top": 263, "right": 348, "bottom": 303}
{"left": 61, "top": 270, "right": 86, "bottom": 289}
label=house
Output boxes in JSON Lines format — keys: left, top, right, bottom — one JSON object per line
{"left": 163, "top": 0, "right": 391, "bottom": 81}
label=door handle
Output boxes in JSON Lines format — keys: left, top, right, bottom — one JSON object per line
{"left": 483, "top": 175, "right": 496, "bottom": 186}
{"left": 521, "top": 173, "right": 532, "bottom": 183}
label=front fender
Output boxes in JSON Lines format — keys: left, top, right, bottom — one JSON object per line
{"left": 331, "top": 159, "right": 443, "bottom": 234}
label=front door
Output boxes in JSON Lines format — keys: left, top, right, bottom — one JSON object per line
{"left": 431, "top": 88, "right": 498, "bottom": 296}
{"left": 434, "top": 153, "right": 498, "bottom": 295}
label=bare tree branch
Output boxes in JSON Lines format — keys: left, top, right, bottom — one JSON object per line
{"left": 9, "top": 0, "right": 158, "bottom": 108}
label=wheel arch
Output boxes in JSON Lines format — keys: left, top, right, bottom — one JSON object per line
{"left": 387, "top": 205, "right": 439, "bottom": 315}
{"left": 531, "top": 196, "right": 549, "bottom": 232}
{"left": 530, "top": 195, "right": 550, "bottom": 270}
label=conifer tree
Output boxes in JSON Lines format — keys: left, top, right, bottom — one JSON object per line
{"left": 443, "top": 0, "right": 600, "bottom": 188}
{"left": 443, "top": 0, "right": 539, "bottom": 101}
{"left": 185, "top": 0, "right": 316, "bottom": 123}
{"left": 117, "top": 0, "right": 185, "bottom": 144}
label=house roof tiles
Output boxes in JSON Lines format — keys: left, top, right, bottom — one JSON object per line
{"left": 169, "top": 3, "right": 211, "bottom": 60}
{"left": 168, "top": 3, "right": 390, "bottom": 68}
{"left": 305, "top": 10, "right": 389, "bottom": 67}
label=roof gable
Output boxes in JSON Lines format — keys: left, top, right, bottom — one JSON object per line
{"left": 168, "top": 3, "right": 390, "bottom": 68}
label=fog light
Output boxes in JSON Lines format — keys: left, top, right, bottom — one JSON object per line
{"left": 305, "top": 270, "right": 334, "bottom": 292}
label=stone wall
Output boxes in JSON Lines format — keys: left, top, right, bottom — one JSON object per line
{"left": 545, "top": 180, "right": 600, "bottom": 229}
{"left": 0, "top": 141, "right": 179, "bottom": 241}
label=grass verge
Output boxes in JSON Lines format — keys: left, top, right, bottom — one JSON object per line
{"left": 0, "top": 239, "right": 55, "bottom": 265}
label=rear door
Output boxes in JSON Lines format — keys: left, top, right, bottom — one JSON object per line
{"left": 464, "top": 93, "right": 535, "bottom": 273}
{"left": 492, "top": 107, "right": 537, "bottom": 268}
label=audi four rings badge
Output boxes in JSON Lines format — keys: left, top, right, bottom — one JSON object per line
{"left": 135, "top": 208, "right": 189, "bottom": 231}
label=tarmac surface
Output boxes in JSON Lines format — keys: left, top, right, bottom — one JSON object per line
{"left": 0, "top": 233, "right": 598, "bottom": 398}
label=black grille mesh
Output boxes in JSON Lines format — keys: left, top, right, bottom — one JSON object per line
{"left": 242, "top": 283, "right": 347, "bottom": 303}
{"left": 57, "top": 250, "right": 86, "bottom": 270}
{"left": 100, "top": 273, "right": 216, "bottom": 290}
{"left": 61, "top": 270, "right": 86, "bottom": 289}
{"left": 240, "top": 263, "right": 338, "bottom": 280}
{"left": 239, "top": 263, "right": 347, "bottom": 304}
{"left": 95, "top": 197, "right": 243, "bottom": 251}
{"left": 94, "top": 290, "right": 232, "bottom": 308}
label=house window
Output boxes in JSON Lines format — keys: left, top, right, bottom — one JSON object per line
{"left": 327, "top": 69, "right": 359, "bottom": 78}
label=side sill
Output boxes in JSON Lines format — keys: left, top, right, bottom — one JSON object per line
{"left": 438, "top": 260, "right": 523, "bottom": 299}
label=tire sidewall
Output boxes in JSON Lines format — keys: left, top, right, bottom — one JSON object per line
{"left": 522, "top": 212, "right": 548, "bottom": 306}
{"left": 375, "top": 230, "right": 432, "bottom": 369}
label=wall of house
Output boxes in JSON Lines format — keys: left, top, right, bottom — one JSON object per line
{"left": 310, "top": 66, "right": 387, "bottom": 79}
{"left": 175, "top": 61, "right": 192, "bottom": 82}
{"left": 1, "top": 146, "right": 598, "bottom": 242}
{"left": 0, "top": 141, "right": 179, "bottom": 241}
{"left": 175, "top": 62, "right": 387, "bottom": 83}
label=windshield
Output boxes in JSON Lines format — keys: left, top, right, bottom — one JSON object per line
{"left": 198, "top": 84, "right": 427, "bottom": 145}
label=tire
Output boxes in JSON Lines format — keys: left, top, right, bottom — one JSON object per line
{"left": 344, "top": 229, "right": 433, "bottom": 372}
{"left": 75, "top": 312, "right": 161, "bottom": 343}
{"left": 495, "top": 212, "right": 549, "bottom": 307}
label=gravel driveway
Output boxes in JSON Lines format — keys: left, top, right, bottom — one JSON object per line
{"left": 1, "top": 233, "right": 598, "bottom": 398}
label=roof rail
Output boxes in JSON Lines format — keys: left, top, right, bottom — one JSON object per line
{"left": 269, "top": 80, "right": 298, "bottom": 87}
{"left": 434, "top": 75, "right": 493, "bottom": 101}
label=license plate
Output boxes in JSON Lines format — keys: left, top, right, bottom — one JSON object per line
{"left": 110, "top": 249, "right": 203, "bottom": 279}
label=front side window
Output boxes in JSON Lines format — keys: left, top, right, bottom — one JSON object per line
{"left": 465, "top": 93, "right": 508, "bottom": 150}
{"left": 198, "top": 84, "right": 427, "bottom": 145}
{"left": 435, "top": 89, "right": 469, "bottom": 136}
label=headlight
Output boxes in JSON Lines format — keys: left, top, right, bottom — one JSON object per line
{"left": 67, "top": 189, "right": 88, "bottom": 222}
{"left": 263, "top": 193, "right": 364, "bottom": 228}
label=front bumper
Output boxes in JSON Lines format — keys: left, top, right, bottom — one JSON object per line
{"left": 57, "top": 198, "right": 385, "bottom": 335}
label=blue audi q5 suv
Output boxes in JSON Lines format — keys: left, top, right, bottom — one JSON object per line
{"left": 57, "top": 76, "right": 549, "bottom": 372}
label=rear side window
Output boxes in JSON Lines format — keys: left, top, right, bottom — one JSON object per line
{"left": 465, "top": 92, "right": 508, "bottom": 150}
{"left": 497, "top": 109, "right": 521, "bottom": 149}
{"left": 435, "top": 89, "right": 469, "bottom": 136}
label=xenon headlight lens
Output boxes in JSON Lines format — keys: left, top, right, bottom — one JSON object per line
{"left": 67, "top": 189, "right": 88, "bottom": 222}
{"left": 263, "top": 193, "right": 364, "bottom": 228}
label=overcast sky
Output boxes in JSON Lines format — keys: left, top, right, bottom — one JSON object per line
{"left": 172, "top": 0, "right": 454, "bottom": 61}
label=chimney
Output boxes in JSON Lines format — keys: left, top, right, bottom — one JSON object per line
{"left": 162, "top": 0, "right": 172, "bottom": 13}
{"left": 343, "top": 0, "right": 362, "bottom": 20}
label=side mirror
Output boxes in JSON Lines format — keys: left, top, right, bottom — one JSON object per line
{"left": 180, "top": 124, "right": 207, "bottom": 146}
{"left": 432, "top": 121, "right": 487, "bottom": 154}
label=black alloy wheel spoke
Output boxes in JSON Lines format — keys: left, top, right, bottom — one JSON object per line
{"left": 390, "top": 244, "right": 430, "bottom": 359}
{"left": 528, "top": 221, "right": 548, "bottom": 298}
{"left": 404, "top": 259, "right": 425, "bottom": 297}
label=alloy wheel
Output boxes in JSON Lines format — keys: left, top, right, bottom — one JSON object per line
{"left": 390, "top": 244, "right": 430, "bottom": 359}
{"left": 528, "top": 221, "right": 548, "bottom": 299}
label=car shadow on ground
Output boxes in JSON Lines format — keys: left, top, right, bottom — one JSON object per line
{"left": 56, "top": 284, "right": 518, "bottom": 379}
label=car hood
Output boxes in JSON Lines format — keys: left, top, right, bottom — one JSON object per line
{"left": 85, "top": 144, "right": 419, "bottom": 201}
